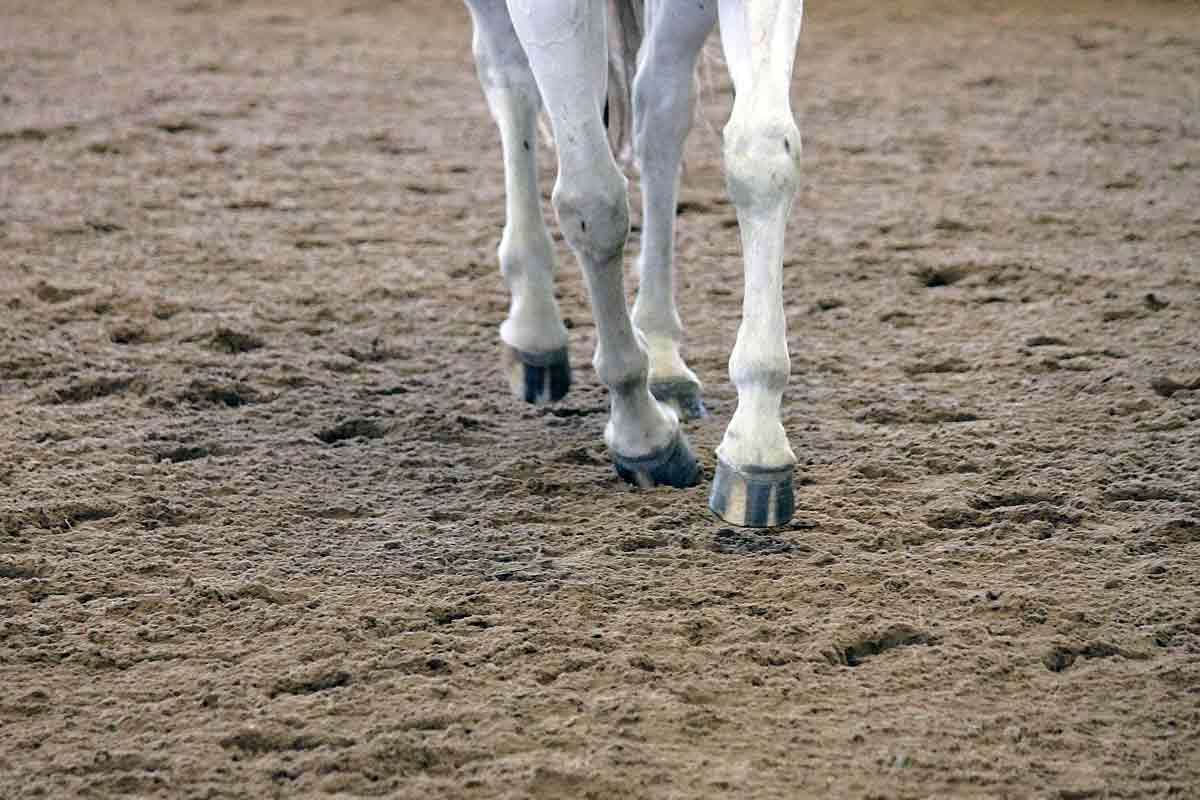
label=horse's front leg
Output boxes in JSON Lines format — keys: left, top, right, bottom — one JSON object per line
{"left": 709, "top": 0, "right": 805, "bottom": 527}
{"left": 508, "top": 0, "right": 700, "bottom": 489}
{"left": 631, "top": 0, "right": 718, "bottom": 421}
{"left": 466, "top": 0, "right": 570, "bottom": 404}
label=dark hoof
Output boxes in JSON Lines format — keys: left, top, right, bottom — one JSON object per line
{"left": 650, "top": 379, "right": 708, "bottom": 421}
{"left": 708, "top": 458, "right": 794, "bottom": 528}
{"left": 503, "top": 345, "right": 571, "bottom": 404}
{"left": 613, "top": 430, "right": 702, "bottom": 489}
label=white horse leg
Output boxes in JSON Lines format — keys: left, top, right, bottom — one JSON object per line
{"left": 507, "top": 0, "right": 700, "bottom": 488}
{"left": 631, "top": 0, "right": 717, "bottom": 421}
{"left": 709, "top": 0, "right": 804, "bottom": 527}
{"left": 465, "top": 0, "right": 571, "bottom": 403}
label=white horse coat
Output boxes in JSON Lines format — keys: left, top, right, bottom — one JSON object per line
{"left": 464, "top": 0, "right": 804, "bottom": 527}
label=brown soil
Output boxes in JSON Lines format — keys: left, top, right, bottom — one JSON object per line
{"left": 2, "top": 1, "right": 1198, "bottom": 798}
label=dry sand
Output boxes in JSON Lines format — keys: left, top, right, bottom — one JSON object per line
{"left": 1, "top": 1, "right": 1198, "bottom": 797}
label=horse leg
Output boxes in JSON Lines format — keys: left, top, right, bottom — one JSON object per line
{"left": 709, "top": 0, "right": 804, "bottom": 527}
{"left": 465, "top": 0, "right": 570, "bottom": 404}
{"left": 632, "top": 0, "right": 718, "bottom": 421}
{"left": 507, "top": 0, "right": 700, "bottom": 488}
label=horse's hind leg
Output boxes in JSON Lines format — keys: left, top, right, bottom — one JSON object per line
{"left": 632, "top": 0, "right": 717, "bottom": 421}
{"left": 709, "top": 0, "right": 804, "bottom": 527}
{"left": 466, "top": 0, "right": 570, "bottom": 404}
{"left": 507, "top": 0, "right": 700, "bottom": 489}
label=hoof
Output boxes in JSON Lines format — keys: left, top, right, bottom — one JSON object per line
{"left": 708, "top": 458, "right": 794, "bottom": 528}
{"left": 503, "top": 345, "right": 571, "bottom": 404}
{"left": 650, "top": 379, "right": 708, "bottom": 421}
{"left": 613, "top": 430, "right": 702, "bottom": 489}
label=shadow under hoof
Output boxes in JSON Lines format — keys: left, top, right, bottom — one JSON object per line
{"left": 709, "top": 458, "right": 794, "bottom": 528}
{"left": 503, "top": 345, "right": 571, "bottom": 404}
{"left": 613, "top": 431, "right": 702, "bottom": 489}
{"left": 650, "top": 379, "right": 708, "bottom": 421}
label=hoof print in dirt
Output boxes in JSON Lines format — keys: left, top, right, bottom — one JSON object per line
{"left": 708, "top": 527, "right": 794, "bottom": 556}
{"left": 912, "top": 265, "right": 967, "bottom": 288}
{"left": 220, "top": 730, "right": 352, "bottom": 756}
{"left": 46, "top": 375, "right": 138, "bottom": 405}
{"left": 1042, "top": 642, "right": 1127, "bottom": 673}
{"left": 32, "top": 280, "right": 92, "bottom": 304}
{"left": 316, "top": 418, "right": 387, "bottom": 444}
{"left": 269, "top": 670, "right": 351, "bottom": 698}
{"left": 178, "top": 379, "right": 260, "bottom": 408}
{"left": 1150, "top": 375, "right": 1200, "bottom": 398}
{"left": 109, "top": 325, "right": 150, "bottom": 345}
{"left": 156, "top": 444, "right": 212, "bottom": 463}
{"left": 207, "top": 327, "right": 264, "bottom": 354}
{"left": 613, "top": 432, "right": 701, "bottom": 489}
{"left": 835, "top": 624, "right": 939, "bottom": 667}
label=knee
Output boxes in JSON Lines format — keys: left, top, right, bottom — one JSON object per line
{"left": 552, "top": 167, "right": 629, "bottom": 264}
{"left": 723, "top": 106, "right": 801, "bottom": 210}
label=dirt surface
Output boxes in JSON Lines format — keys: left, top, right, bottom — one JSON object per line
{"left": 2, "top": 1, "right": 1198, "bottom": 797}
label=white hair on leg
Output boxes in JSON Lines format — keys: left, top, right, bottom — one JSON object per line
{"left": 465, "top": 0, "right": 571, "bottom": 403}
{"left": 710, "top": 0, "right": 804, "bottom": 527}
{"left": 507, "top": 0, "right": 699, "bottom": 487}
{"left": 630, "top": 0, "right": 718, "bottom": 420}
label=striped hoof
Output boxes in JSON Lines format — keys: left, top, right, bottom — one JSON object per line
{"left": 708, "top": 458, "right": 794, "bottom": 528}
{"left": 650, "top": 379, "right": 708, "bottom": 421}
{"left": 503, "top": 345, "right": 571, "bottom": 404}
{"left": 613, "top": 430, "right": 702, "bottom": 489}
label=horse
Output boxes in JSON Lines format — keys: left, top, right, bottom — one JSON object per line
{"left": 463, "top": 0, "right": 805, "bottom": 527}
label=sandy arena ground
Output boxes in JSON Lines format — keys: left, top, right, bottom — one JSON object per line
{"left": 1, "top": 1, "right": 1198, "bottom": 797}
